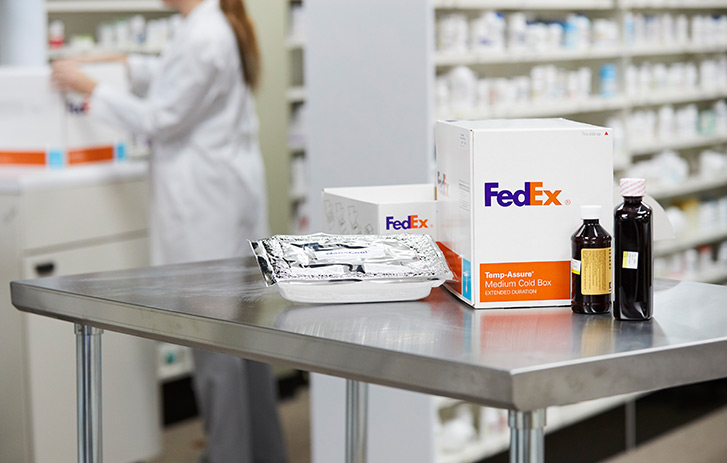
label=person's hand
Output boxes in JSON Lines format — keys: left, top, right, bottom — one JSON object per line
{"left": 51, "top": 60, "right": 98, "bottom": 95}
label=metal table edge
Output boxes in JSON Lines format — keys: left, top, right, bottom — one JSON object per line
{"left": 10, "top": 280, "right": 518, "bottom": 409}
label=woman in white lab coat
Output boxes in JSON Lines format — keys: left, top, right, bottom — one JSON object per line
{"left": 52, "top": 1, "right": 287, "bottom": 462}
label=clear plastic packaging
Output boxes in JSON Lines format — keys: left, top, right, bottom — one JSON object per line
{"left": 250, "top": 233, "right": 452, "bottom": 303}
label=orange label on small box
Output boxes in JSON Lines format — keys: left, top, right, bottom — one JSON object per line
{"left": 0, "top": 150, "right": 46, "bottom": 166}
{"left": 67, "top": 145, "right": 114, "bottom": 165}
{"left": 479, "top": 261, "right": 570, "bottom": 303}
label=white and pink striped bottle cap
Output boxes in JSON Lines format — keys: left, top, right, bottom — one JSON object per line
{"left": 620, "top": 178, "right": 646, "bottom": 197}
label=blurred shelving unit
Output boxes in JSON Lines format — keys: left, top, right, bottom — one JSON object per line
{"left": 45, "top": 0, "right": 176, "bottom": 53}
{"left": 287, "top": 0, "right": 308, "bottom": 234}
{"left": 431, "top": 0, "right": 727, "bottom": 287}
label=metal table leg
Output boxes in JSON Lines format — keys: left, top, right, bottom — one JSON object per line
{"left": 508, "top": 409, "right": 546, "bottom": 463}
{"left": 75, "top": 324, "right": 103, "bottom": 463}
{"left": 345, "top": 379, "right": 368, "bottom": 463}
{"left": 625, "top": 399, "right": 636, "bottom": 450}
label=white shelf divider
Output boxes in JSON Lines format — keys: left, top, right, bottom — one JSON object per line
{"left": 629, "top": 134, "right": 727, "bottom": 156}
{"left": 620, "top": 1, "right": 727, "bottom": 9}
{"left": 434, "top": 47, "right": 622, "bottom": 67}
{"left": 438, "top": 89, "right": 727, "bottom": 120}
{"left": 46, "top": 0, "right": 169, "bottom": 13}
{"left": 628, "top": 89, "right": 727, "bottom": 107}
{"left": 434, "top": 0, "right": 614, "bottom": 10}
{"left": 655, "top": 228, "right": 727, "bottom": 257}
{"left": 626, "top": 44, "right": 727, "bottom": 57}
{"left": 649, "top": 173, "right": 727, "bottom": 201}
{"left": 435, "top": 45, "right": 727, "bottom": 67}
{"left": 48, "top": 44, "right": 165, "bottom": 59}
{"left": 439, "top": 95, "right": 627, "bottom": 119}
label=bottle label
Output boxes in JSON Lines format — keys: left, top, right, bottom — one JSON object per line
{"left": 571, "top": 258, "right": 581, "bottom": 275}
{"left": 622, "top": 251, "right": 639, "bottom": 269}
{"left": 581, "top": 248, "right": 612, "bottom": 295}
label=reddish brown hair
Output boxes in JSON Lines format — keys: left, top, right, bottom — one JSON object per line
{"left": 219, "top": 0, "right": 261, "bottom": 91}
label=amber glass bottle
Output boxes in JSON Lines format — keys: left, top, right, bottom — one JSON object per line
{"left": 614, "top": 178, "right": 653, "bottom": 321}
{"left": 571, "top": 205, "right": 612, "bottom": 314}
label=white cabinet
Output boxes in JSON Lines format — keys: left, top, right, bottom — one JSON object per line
{"left": 0, "top": 163, "right": 160, "bottom": 463}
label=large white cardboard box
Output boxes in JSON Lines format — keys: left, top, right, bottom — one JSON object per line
{"left": 0, "top": 68, "right": 65, "bottom": 166}
{"left": 436, "top": 118, "right": 613, "bottom": 309}
{"left": 322, "top": 184, "right": 436, "bottom": 237}
{"left": 0, "top": 64, "right": 129, "bottom": 167}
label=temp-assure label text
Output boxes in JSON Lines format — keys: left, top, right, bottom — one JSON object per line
{"left": 479, "top": 261, "right": 570, "bottom": 303}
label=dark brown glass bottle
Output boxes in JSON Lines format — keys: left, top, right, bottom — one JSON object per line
{"left": 614, "top": 178, "right": 653, "bottom": 321}
{"left": 571, "top": 205, "right": 612, "bottom": 314}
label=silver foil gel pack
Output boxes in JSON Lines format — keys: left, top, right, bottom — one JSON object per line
{"left": 250, "top": 233, "right": 452, "bottom": 303}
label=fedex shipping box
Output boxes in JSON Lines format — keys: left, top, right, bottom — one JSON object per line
{"left": 0, "top": 63, "right": 129, "bottom": 167}
{"left": 0, "top": 68, "right": 65, "bottom": 166}
{"left": 436, "top": 118, "right": 613, "bottom": 309}
{"left": 322, "top": 184, "right": 436, "bottom": 237}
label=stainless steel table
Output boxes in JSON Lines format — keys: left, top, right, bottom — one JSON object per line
{"left": 10, "top": 258, "right": 727, "bottom": 463}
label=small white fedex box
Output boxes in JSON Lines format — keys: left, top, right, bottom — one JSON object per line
{"left": 322, "top": 184, "right": 436, "bottom": 237}
{"left": 436, "top": 118, "right": 613, "bottom": 309}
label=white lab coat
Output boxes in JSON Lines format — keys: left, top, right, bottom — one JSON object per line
{"left": 88, "top": 2, "right": 285, "bottom": 462}
{"left": 90, "top": 0, "right": 268, "bottom": 266}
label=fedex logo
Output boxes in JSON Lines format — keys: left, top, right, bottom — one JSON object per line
{"left": 66, "top": 99, "right": 89, "bottom": 115}
{"left": 385, "top": 215, "right": 429, "bottom": 230}
{"left": 484, "top": 182, "right": 563, "bottom": 207}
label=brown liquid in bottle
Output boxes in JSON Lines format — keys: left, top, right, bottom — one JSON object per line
{"left": 571, "top": 208, "right": 612, "bottom": 314}
{"left": 614, "top": 196, "right": 653, "bottom": 321}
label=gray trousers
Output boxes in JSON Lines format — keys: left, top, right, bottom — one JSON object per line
{"left": 192, "top": 349, "right": 288, "bottom": 463}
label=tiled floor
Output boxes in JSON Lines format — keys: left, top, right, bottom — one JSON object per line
{"left": 151, "top": 387, "right": 727, "bottom": 463}
{"left": 150, "top": 387, "right": 310, "bottom": 463}
{"left": 605, "top": 404, "right": 727, "bottom": 463}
